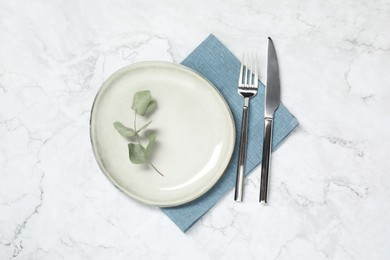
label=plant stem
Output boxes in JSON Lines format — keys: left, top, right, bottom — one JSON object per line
{"left": 149, "top": 162, "right": 164, "bottom": 177}
{"left": 133, "top": 110, "right": 164, "bottom": 177}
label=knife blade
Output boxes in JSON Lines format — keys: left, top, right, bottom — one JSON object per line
{"left": 260, "top": 37, "right": 280, "bottom": 203}
{"left": 265, "top": 37, "right": 280, "bottom": 118}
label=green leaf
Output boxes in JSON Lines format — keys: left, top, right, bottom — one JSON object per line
{"left": 131, "top": 90, "right": 151, "bottom": 116}
{"left": 113, "top": 122, "right": 135, "bottom": 137}
{"left": 128, "top": 143, "right": 146, "bottom": 164}
{"left": 145, "top": 133, "right": 157, "bottom": 158}
{"left": 137, "top": 121, "right": 152, "bottom": 133}
{"left": 144, "top": 100, "right": 157, "bottom": 116}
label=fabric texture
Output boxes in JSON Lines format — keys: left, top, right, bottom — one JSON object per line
{"left": 161, "top": 34, "right": 299, "bottom": 232}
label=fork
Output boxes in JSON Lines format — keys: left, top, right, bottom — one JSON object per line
{"left": 234, "top": 54, "right": 259, "bottom": 202}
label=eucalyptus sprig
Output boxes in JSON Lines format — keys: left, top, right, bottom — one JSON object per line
{"left": 113, "top": 90, "right": 163, "bottom": 176}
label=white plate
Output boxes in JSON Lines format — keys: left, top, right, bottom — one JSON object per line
{"left": 90, "top": 61, "right": 235, "bottom": 207}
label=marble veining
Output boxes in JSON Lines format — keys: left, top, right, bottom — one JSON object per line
{"left": 1, "top": 0, "right": 390, "bottom": 259}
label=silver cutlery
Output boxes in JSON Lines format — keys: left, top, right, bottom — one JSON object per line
{"left": 234, "top": 54, "right": 259, "bottom": 202}
{"left": 260, "top": 37, "right": 280, "bottom": 203}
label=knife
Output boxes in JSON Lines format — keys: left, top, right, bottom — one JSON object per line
{"left": 260, "top": 37, "right": 280, "bottom": 203}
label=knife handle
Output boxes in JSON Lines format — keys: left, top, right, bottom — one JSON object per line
{"left": 260, "top": 118, "right": 274, "bottom": 203}
{"left": 234, "top": 98, "right": 250, "bottom": 201}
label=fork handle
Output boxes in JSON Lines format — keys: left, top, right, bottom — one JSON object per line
{"left": 260, "top": 118, "right": 274, "bottom": 203}
{"left": 234, "top": 97, "right": 250, "bottom": 201}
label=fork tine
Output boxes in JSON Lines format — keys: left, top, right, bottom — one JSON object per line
{"left": 254, "top": 53, "right": 259, "bottom": 88}
{"left": 247, "top": 53, "right": 252, "bottom": 87}
{"left": 251, "top": 53, "right": 256, "bottom": 87}
{"left": 238, "top": 54, "right": 244, "bottom": 85}
{"left": 243, "top": 53, "right": 248, "bottom": 86}
{"left": 250, "top": 53, "right": 254, "bottom": 87}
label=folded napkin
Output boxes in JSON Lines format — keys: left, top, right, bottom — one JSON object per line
{"left": 161, "top": 34, "right": 298, "bottom": 232}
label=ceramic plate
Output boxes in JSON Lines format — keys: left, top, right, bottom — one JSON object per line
{"left": 90, "top": 61, "right": 235, "bottom": 207}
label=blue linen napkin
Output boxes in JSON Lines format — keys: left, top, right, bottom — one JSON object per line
{"left": 161, "top": 34, "right": 298, "bottom": 232}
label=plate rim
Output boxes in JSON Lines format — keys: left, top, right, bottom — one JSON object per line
{"left": 90, "top": 61, "right": 236, "bottom": 207}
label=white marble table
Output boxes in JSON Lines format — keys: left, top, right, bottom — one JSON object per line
{"left": 1, "top": 0, "right": 390, "bottom": 259}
